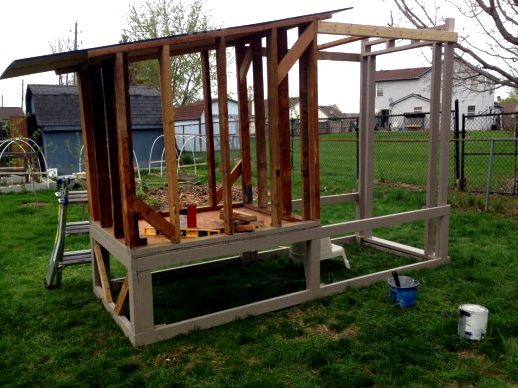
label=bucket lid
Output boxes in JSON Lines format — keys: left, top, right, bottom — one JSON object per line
{"left": 459, "top": 304, "right": 488, "bottom": 313}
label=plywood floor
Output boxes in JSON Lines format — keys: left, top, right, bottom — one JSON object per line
{"left": 138, "top": 206, "right": 301, "bottom": 245}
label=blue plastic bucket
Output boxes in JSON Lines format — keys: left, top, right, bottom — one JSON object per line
{"left": 387, "top": 276, "right": 419, "bottom": 308}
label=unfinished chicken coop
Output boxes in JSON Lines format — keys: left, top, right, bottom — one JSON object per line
{"left": 1, "top": 9, "right": 457, "bottom": 346}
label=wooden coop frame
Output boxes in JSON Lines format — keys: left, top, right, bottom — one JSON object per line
{"left": 1, "top": 9, "right": 457, "bottom": 346}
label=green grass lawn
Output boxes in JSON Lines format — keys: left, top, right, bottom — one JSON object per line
{"left": 0, "top": 188, "right": 517, "bottom": 386}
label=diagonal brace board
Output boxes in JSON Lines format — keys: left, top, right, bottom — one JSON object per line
{"left": 215, "top": 160, "right": 243, "bottom": 204}
{"left": 93, "top": 242, "right": 113, "bottom": 303}
{"left": 277, "top": 21, "right": 316, "bottom": 85}
{"left": 114, "top": 275, "right": 129, "bottom": 316}
{"left": 133, "top": 197, "right": 175, "bottom": 241}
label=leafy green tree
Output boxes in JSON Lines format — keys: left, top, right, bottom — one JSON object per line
{"left": 121, "top": 0, "right": 216, "bottom": 106}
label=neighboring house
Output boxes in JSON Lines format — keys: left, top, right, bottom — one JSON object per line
{"left": 26, "top": 84, "right": 240, "bottom": 174}
{"left": 0, "top": 107, "right": 26, "bottom": 138}
{"left": 250, "top": 98, "right": 355, "bottom": 134}
{"left": 375, "top": 61, "right": 496, "bottom": 130}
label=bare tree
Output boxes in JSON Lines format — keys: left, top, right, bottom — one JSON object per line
{"left": 392, "top": 0, "right": 518, "bottom": 90}
{"left": 49, "top": 36, "right": 75, "bottom": 86}
{"left": 122, "top": 0, "right": 217, "bottom": 106}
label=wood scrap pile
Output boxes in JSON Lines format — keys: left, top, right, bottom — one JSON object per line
{"left": 219, "top": 209, "right": 264, "bottom": 232}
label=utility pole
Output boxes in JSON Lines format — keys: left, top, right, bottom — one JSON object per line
{"left": 73, "top": 21, "right": 78, "bottom": 85}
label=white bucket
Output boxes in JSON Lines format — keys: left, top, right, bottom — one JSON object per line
{"left": 458, "top": 304, "right": 488, "bottom": 340}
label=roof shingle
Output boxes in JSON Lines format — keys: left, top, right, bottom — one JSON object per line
{"left": 375, "top": 67, "right": 430, "bottom": 82}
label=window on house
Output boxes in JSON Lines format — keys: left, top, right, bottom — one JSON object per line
{"left": 467, "top": 105, "right": 476, "bottom": 119}
{"left": 376, "top": 83, "right": 383, "bottom": 97}
{"left": 414, "top": 106, "right": 423, "bottom": 113}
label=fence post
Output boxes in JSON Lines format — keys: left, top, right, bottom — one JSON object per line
{"left": 453, "top": 99, "right": 460, "bottom": 186}
{"left": 459, "top": 114, "right": 466, "bottom": 191}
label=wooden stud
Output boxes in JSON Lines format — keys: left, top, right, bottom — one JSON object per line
{"left": 298, "top": 24, "right": 311, "bottom": 220}
{"left": 101, "top": 58, "right": 124, "bottom": 238}
{"left": 216, "top": 37, "right": 234, "bottom": 234}
{"left": 77, "top": 70, "right": 101, "bottom": 221}
{"left": 278, "top": 28, "right": 292, "bottom": 217}
{"left": 159, "top": 45, "right": 180, "bottom": 243}
{"left": 114, "top": 275, "right": 129, "bottom": 315}
{"left": 251, "top": 38, "right": 268, "bottom": 208}
{"left": 92, "top": 242, "right": 113, "bottom": 303}
{"left": 88, "top": 65, "right": 113, "bottom": 228}
{"left": 267, "top": 28, "right": 283, "bottom": 227}
{"left": 114, "top": 52, "right": 140, "bottom": 247}
{"left": 201, "top": 51, "right": 217, "bottom": 208}
{"left": 235, "top": 44, "right": 253, "bottom": 203}
{"left": 306, "top": 23, "right": 320, "bottom": 220}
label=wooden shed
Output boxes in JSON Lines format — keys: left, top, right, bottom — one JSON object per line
{"left": 1, "top": 9, "right": 457, "bottom": 346}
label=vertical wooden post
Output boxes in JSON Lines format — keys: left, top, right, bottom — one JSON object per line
{"left": 424, "top": 43, "right": 443, "bottom": 256}
{"left": 298, "top": 25, "right": 311, "bottom": 220}
{"left": 277, "top": 28, "right": 292, "bottom": 216}
{"left": 306, "top": 22, "right": 320, "bottom": 220}
{"left": 235, "top": 43, "right": 253, "bottom": 204}
{"left": 251, "top": 38, "right": 268, "bottom": 208}
{"left": 77, "top": 70, "right": 101, "bottom": 221}
{"left": 101, "top": 58, "right": 124, "bottom": 238}
{"left": 437, "top": 31, "right": 455, "bottom": 259}
{"left": 128, "top": 270, "right": 154, "bottom": 339}
{"left": 114, "top": 52, "right": 140, "bottom": 247}
{"left": 358, "top": 41, "right": 375, "bottom": 237}
{"left": 159, "top": 45, "right": 181, "bottom": 243}
{"left": 304, "top": 239, "right": 320, "bottom": 293}
{"left": 267, "top": 28, "right": 283, "bottom": 227}
{"left": 216, "top": 37, "right": 234, "bottom": 234}
{"left": 88, "top": 65, "right": 113, "bottom": 228}
{"left": 201, "top": 51, "right": 217, "bottom": 208}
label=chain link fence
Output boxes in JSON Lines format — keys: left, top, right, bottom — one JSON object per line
{"left": 144, "top": 110, "right": 518, "bottom": 198}
{"left": 457, "top": 112, "right": 518, "bottom": 195}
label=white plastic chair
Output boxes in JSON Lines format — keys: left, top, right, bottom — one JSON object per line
{"left": 289, "top": 237, "right": 351, "bottom": 269}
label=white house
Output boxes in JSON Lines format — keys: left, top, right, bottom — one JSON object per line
{"left": 375, "top": 61, "right": 496, "bottom": 130}
{"left": 173, "top": 98, "right": 239, "bottom": 151}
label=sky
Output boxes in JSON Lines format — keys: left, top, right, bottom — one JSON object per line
{"left": 0, "top": 0, "right": 436, "bottom": 112}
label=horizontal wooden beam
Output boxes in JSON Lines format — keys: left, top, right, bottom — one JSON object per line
{"left": 318, "top": 21, "right": 457, "bottom": 43}
{"left": 261, "top": 46, "right": 360, "bottom": 62}
{"left": 317, "top": 35, "right": 363, "bottom": 50}
{"left": 362, "top": 40, "right": 431, "bottom": 57}
{"left": 317, "top": 51, "right": 361, "bottom": 62}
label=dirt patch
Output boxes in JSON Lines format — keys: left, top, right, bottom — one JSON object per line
{"left": 154, "top": 346, "right": 194, "bottom": 367}
{"left": 144, "top": 184, "right": 257, "bottom": 211}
